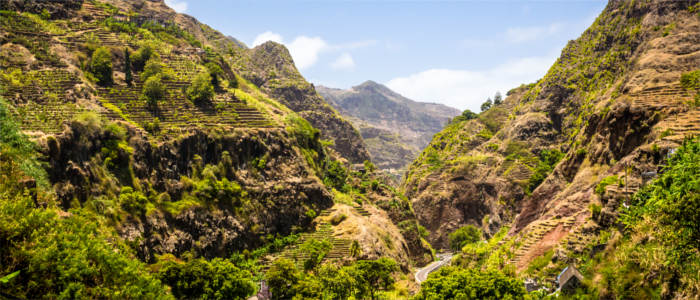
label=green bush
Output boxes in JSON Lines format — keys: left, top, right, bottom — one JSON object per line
{"left": 0, "top": 193, "right": 168, "bottom": 299}
{"left": 205, "top": 62, "right": 224, "bottom": 88}
{"left": 132, "top": 45, "right": 154, "bottom": 71}
{"left": 415, "top": 267, "right": 526, "bottom": 300}
{"left": 448, "top": 225, "right": 482, "bottom": 251}
{"left": 186, "top": 73, "right": 214, "bottom": 104}
{"left": 140, "top": 58, "right": 166, "bottom": 81}
{"left": 680, "top": 70, "right": 700, "bottom": 90}
{"left": 90, "top": 47, "right": 112, "bottom": 85}
{"left": 595, "top": 175, "right": 619, "bottom": 196}
{"left": 118, "top": 186, "right": 148, "bottom": 214}
{"left": 323, "top": 159, "right": 348, "bottom": 192}
{"left": 526, "top": 149, "right": 564, "bottom": 194}
{"left": 158, "top": 258, "right": 255, "bottom": 300}
{"left": 141, "top": 75, "right": 165, "bottom": 108}
{"left": 299, "top": 239, "right": 332, "bottom": 271}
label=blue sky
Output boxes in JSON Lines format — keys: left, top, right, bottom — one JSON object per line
{"left": 165, "top": 0, "right": 606, "bottom": 112}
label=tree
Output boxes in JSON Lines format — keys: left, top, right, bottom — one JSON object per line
{"left": 141, "top": 75, "right": 165, "bottom": 109}
{"left": 132, "top": 45, "right": 153, "bottom": 71}
{"left": 317, "top": 264, "right": 356, "bottom": 300}
{"left": 158, "top": 258, "right": 255, "bottom": 300}
{"left": 90, "top": 47, "right": 112, "bottom": 86}
{"left": 140, "top": 58, "right": 164, "bottom": 81}
{"left": 266, "top": 258, "right": 300, "bottom": 300}
{"left": 415, "top": 267, "right": 527, "bottom": 300}
{"left": 448, "top": 225, "right": 482, "bottom": 251}
{"left": 353, "top": 258, "right": 397, "bottom": 300}
{"left": 125, "top": 49, "right": 132, "bottom": 86}
{"left": 480, "top": 97, "right": 492, "bottom": 112}
{"left": 493, "top": 91, "right": 503, "bottom": 105}
{"left": 186, "top": 72, "right": 215, "bottom": 104}
{"left": 461, "top": 109, "right": 478, "bottom": 120}
{"left": 205, "top": 62, "right": 224, "bottom": 88}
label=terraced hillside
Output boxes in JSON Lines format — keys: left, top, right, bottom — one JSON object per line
{"left": 0, "top": 2, "right": 433, "bottom": 292}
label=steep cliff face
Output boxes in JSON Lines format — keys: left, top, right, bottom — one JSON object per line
{"left": 318, "top": 81, "right": 460, "bottom": 173}
{"left": 404, "top": 0, "right": 700, "bottom": 258}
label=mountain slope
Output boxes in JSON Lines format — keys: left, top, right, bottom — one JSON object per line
{"left": 0, "top": 0, "right": 430, "bottom": 297}
{"left": 318, "top": 81, "right": 460, "bottom": 173}
{"left": 404, "top": 0, "right": 699, "bottom": 268}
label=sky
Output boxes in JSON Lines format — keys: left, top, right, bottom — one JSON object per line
{"left": 164, "top": 0, "right": 606, "bottom": 112}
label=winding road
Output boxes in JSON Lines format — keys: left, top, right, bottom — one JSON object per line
{"left": 415, "top": 252, "right": 453, "bottom": 284}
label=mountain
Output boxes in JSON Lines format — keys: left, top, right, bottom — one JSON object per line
{"left": 405, "top": 0, "right": 700, "bottom": 296}
{"left": 318, "top": 81, "right": 460, "bottom": 174}
{"left": 0, "top": 0, "right": 430, "bottom": 297}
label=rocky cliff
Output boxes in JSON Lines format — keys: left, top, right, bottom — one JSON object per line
{"left": 404, "top": 0, "right": 700, "bottom": 263}
{"left": 318, "top": 81, "right": 460, "bottom": 174}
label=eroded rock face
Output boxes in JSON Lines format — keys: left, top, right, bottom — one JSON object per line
{"left": 43, "top": 121, "right": 333, "bottom": 261}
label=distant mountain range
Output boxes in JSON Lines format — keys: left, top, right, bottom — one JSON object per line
{"left": 318, "top": 81, "right": 461, "bottom": 174}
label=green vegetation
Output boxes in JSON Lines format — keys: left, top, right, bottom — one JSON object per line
{"left": 205, "top": 62, "right": 224, "bottom": 88}
{"left": 680, "top": 70, "right": 700, "bottom": 90}
{"left": 480, "top": 97, "right": 493, "bottom": 112}
{"left": 323, "top": 159, "right": 349, "bottom": 192}
{"left": 0, "top": 98, "right": 169, "bottom": 298}
{"left": 266, "top": 257, "right": 398, "bottom": 300}
{"left": 125, "top": 48, "right": 133, "bottom": 86}
{"left": 573, "top": 138, "right": 700, "bottom": 298}
{"left": 525, "top": 149, "right": 564, "bottom": 194}
{"left": 132, "top": 45, "right": 154, "bottom": 71}
{"left": 187, "top": 72, "right": 215, "bottom": 104}
{"left": 448, "top": 225, "right": 482, "bottom": 251}
{"left": 141, "top": 75, "right": 166, "bottom": 109}
{"left": 595, "top": 175, "right": 619, "bottom": 195}
{"left": 415, "top": 267, "right": 527, "bottom": 300}
{"left": 157, "top": 257, "right": 255, "bottom": 300}
{"left": 90, "top": 47, "right": 113, "bottom": 85}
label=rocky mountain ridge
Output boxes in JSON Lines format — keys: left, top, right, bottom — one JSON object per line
{"left": 318, "top": 81, "right": 460, "bottom": 174}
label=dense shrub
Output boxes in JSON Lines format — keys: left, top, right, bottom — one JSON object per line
{"left": 415, "top": 267, "right": 526, "bottom": 299}
{"left": 118, "top": 186, "right": 148, "bottom": 214}
{"left": 0, "top": 102, "right": 168, "bottom": 298}
{"left": 158, "top": 258, "right": 255, "bottom": 300}
{"left": 205, "top": 62, "right": 224, "bottom": 87}
{"left": 132, "top": 45, "right": 154, "bottom": 71}
{"left": 449, "top": 225, "right": 482, "bottom": 251}
{"left": 299, "top": 239, "right": 332, "bottom": 271}
{"left": 525, "top": 149, "right": 564, "bottom": 194}
{"left": 323, "top": 159, "right": 349, "bottom": 192}
{"left": 141, "top": 75, "right": 166, "bottom": 108}
{"left": 186, "top": 72, "right": 215, "bottom": 104}
{"left": 680, "top": 70, "right": 700, "bottom": 90}
{"left": 595, "top": 175, "right": 619, "bottom": 196}
{"left": 90, "top": 47, "right": 112, "bottom": 85}
{"left": 141, "top": 58, "right": 166, "bottom": 81}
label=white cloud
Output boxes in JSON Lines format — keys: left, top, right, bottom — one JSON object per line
{"left": 252, "top": 31, "right": 283, "bottom": 47}
{"left": 164, "top": 0, "right": 188, "bottom": 13}
{"left": 287, "top": 36, "right": 328, "bottom": 70}
{"left": 385, "top": 55, "right": 556, "bottom": 112}
{"left": 250, "top": 32, "right": 375, "bottom": 70}
{"left": 330, "top": 53, "right": 355, "bottom": 70}
{"left": 505, "top": 23, "right": 562, "bottom": 43}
